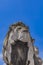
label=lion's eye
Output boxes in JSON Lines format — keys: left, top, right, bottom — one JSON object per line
{"left": 18, "top": 27, "right": 21, "bottom": 30}
{"left": 23, "top": 30, "right": 28, "bottom": 32}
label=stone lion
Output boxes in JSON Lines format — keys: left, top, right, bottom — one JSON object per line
{"left": 2, "top": 22, "right": 42, "bottom": 65}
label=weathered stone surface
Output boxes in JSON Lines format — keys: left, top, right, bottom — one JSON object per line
{"left": 2, "top": 22, "right": 42, "bottom": 65}
{"left": 42, "top": 61, "right": 43, "bottom": 65}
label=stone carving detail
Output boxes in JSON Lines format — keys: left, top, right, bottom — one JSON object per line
{"left": 2, "top": 22, "right": 43, "bottom": 65}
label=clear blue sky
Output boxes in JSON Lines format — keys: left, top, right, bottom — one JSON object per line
{"left": 0, "top": 0, "right": 43, "bottom": 65}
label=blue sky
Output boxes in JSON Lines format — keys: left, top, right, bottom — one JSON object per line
{"left": 0, "top": 0, "right": 43, "bottom": 65}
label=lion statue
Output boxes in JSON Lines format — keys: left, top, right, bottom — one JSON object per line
{"left": 2, "top": 22, "right": 42, "bottom": 65}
